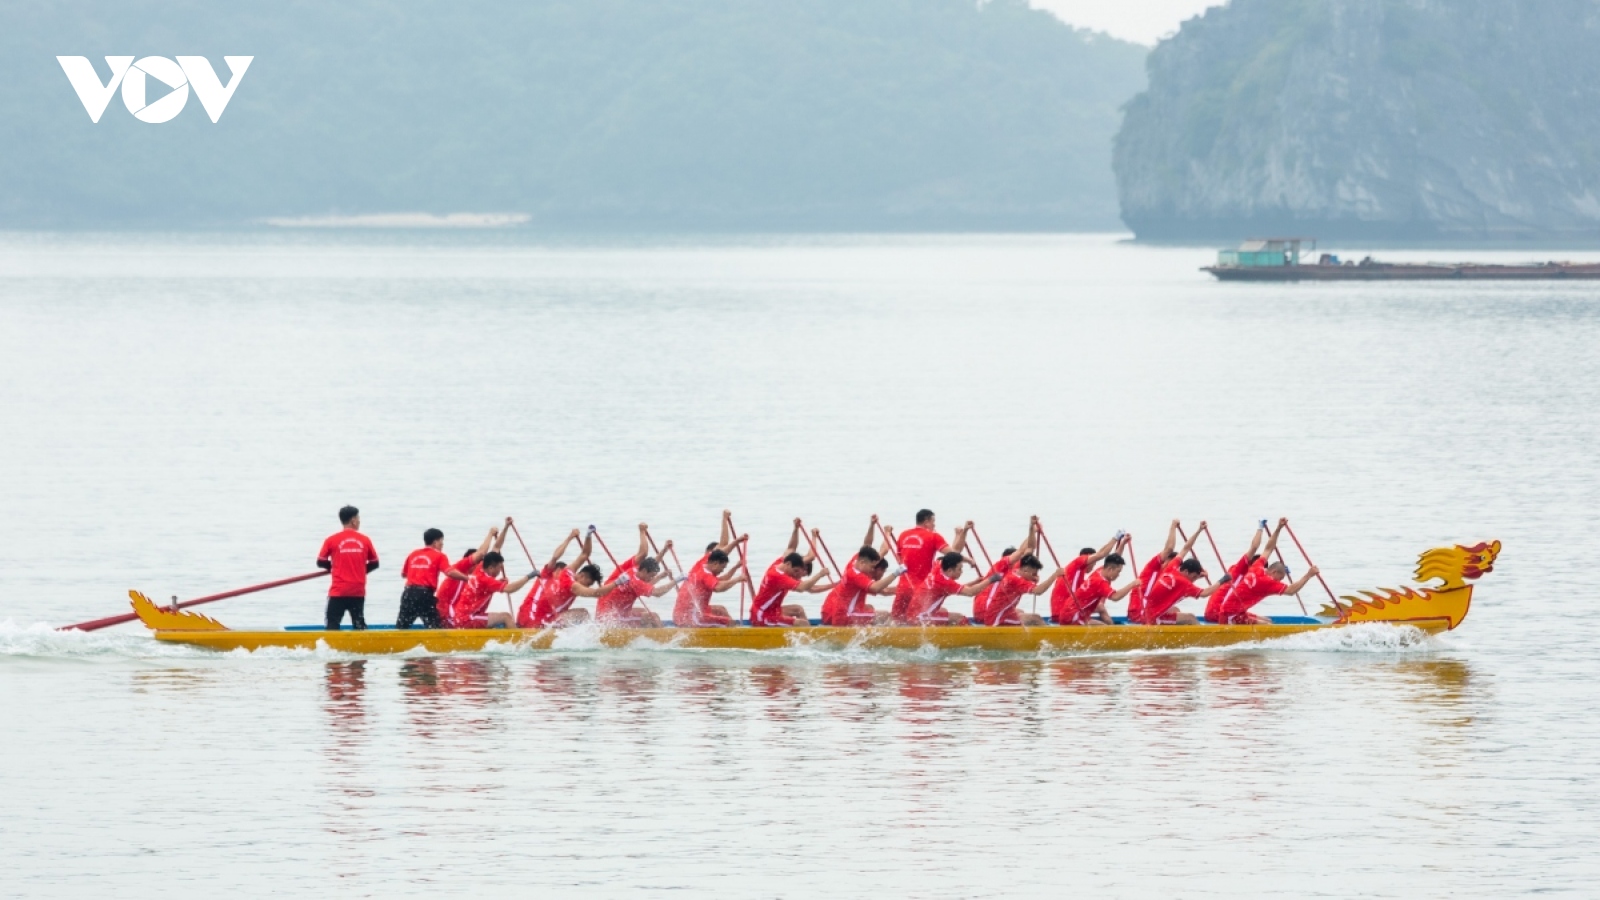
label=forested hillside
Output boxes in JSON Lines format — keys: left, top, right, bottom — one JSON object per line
{"left": 1115, "top": 0, "right": 1600, "bottom": 241}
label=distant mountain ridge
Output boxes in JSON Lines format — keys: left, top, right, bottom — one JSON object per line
{"left": 0, "top": 0, "right": 1146, "bottom": 230}
{"left": 1114, "top": 0, "right": 1600, "bottom": 241}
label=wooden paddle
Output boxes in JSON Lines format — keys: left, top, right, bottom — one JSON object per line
{"left": 1283, "top": 519, "right": 1341, "bottom": 613}
{"left": 63, "top": 571, "right": 329, "bottom": 632}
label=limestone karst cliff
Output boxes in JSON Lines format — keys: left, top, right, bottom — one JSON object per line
{"left": 1115, "top": 0, "right": 1600, "bottom": 241}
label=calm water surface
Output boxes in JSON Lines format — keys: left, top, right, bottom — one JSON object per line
{"left": 1, "top": 232, "right": 1597, "bottom": 897}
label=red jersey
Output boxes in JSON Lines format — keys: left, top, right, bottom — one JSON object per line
{"left": 1127, "top": 556, "right": 1164, "bottom": 623}
{"left": 1050, "top": 555, "right": 1094, "bottom": 623}
{"left": 1205, "top": 554, "right": 1254, "bottom": 622}
{"left": 673, "top": 558, "right": 733, "bottom": 627}
{"left": 896, "top": 528, "right": 948, "bottom": 582}
{"left": 820, "top": 559, "right": 877, "bottom": 626}
{"left": 402, "top": 547, "right": 453, "bottom": 589}
{"left": 597, "top": 565, "right": 654, "bottom": 622}
{"left": 910, "top": 569, "right": 964, "bottom": 624}
{"left": 435, "top": 553, "right": 478, "bottom": 620}
{"left": 1138, "top": 559, "right": 1201, "bottom": 624}
{"left": 982, "top": 569, "right": 1037, "bottom": 626}
{"left": 1063, "top": 569, "right": 1116, "bottom": 625}
{"left": 971, "top": 557, "right": 1014, "bottom": 623}
{"left": 450, "top": 568, "right": 506, "bottom": 628}
{"left": 750, "top": 559, "right": 801, "bottom": 627}
{"left": 317, "top": 529, "right": 378, "bottom": 597}
{"left": 1218, "top": 560, "right": 1286, "bottom": 623}
{"left": 518, "top": 564, "right": 577, "bottom": 628}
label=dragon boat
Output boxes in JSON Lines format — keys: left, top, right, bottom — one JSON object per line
{"left": 128, "top": 542, "right": 1498, "bottom": 655}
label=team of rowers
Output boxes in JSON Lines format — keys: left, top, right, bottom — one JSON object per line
{"left": 315, "top": 506, "right": 1322, "bottom": 632}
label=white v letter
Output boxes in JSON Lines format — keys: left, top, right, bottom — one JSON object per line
{"left": 58, "top": 56, "right": 134, "bottom": 123}
{"left": 176, "top": 56, "right": 253, "bottom": 123}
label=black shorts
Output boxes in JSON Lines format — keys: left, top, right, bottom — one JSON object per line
{"left": 326, "top": 595, "right": 366, "bottom": 630}
{"left": 396, "top": 585, "right": 442, "bottom": 629}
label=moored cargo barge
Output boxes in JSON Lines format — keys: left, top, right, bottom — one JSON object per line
{"left": 1204, "top": 238, "right": 1600, "bottom": 281}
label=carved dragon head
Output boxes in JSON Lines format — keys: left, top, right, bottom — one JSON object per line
{"left": 1415, "top": 541, "right": 1501, "bottom": 591}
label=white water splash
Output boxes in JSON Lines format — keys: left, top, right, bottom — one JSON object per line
{"left": 0, "top": 619, "right": 214, "bottom": 660}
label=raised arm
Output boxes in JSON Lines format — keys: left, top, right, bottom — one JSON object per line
{"left": 492, "top": 517, "right": 512, "bottom": 554}
{"left": 720, "top": 511, "right": 734, "bottom": 552}
{"left": 949, "top": 523, "right": 970, "bottom": 555}
{"left": 1262, "top": 518, "right": 1287, "bottom": 560}
{"left": 630, "top": 522, "right": 653, "bottom": 566}
{"left": 1178, "top": 521, "right": 1204, "bottom": 562}
{"left": 862, "top": 515, "right": 880, "bottom": 550}
{"left": 1162, "top": 519, "right": 1179, "bottom": 559}
{"left": 1089, "top": 535, "right": 1119, "bottom": 566}
{"left": 785, "top": 518, "right": 803, "bottom": 556}
{"left": 546, "top": 529, "right": 580, "bottom": 571}
{"left": 472, "top": 527, "right": 497, "bottom": 563}
{"left": 1245, "top": 524, "right": 1264, "bottom": 560}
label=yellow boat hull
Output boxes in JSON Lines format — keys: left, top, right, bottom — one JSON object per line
{"left": 151, "top": 619, "right": 1451, "bottom": 655}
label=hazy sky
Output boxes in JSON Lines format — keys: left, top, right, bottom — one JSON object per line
{"left": 1033, "top": 0, "right": 1227, "bottom": 45}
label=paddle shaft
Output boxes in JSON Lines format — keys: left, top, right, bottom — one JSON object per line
{"left": 727, "top": 516, "right": 756, "bottom": 620}
{"left": 967, "top": 524, "right": 995, "bottom": 570}
{"left": 1283, "top": 521, "right": 1340, "bottom": 610}
{"left": 507, "top": 521, "right": 539, "bottom": 615}
{"left": 812, "top": 530, "right": 845, "bottom": 581}
{"left": 798, "top": 521, "right": 835, "bottom": 578}
{"left": 63, "top": 571, "right": 329, "bottom": 632}
{"left": 1175, "top": 523, "right": 1212, "bottom": 585}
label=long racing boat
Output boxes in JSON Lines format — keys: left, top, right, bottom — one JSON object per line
{"left": 126, "top": 541, "right": 1498, "bottom": 655}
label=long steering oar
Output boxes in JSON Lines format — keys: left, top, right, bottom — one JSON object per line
{"left": 1283, "top": 519, "right": 1341, "bottom": 614}
{"left": 64, "top": 571, "right": 329, "bottom": 632}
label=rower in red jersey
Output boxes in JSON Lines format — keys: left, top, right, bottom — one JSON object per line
{"left": 1065, "top": 546, "right": 1139, "bottom": 626}
{"left": 1049, "top": 535, "right": 1119, "bottom": 624}
{"left": 397, "top": 526, "right": 472, "bottom": 629}
{"left": 447, "top": 550, "right": 536, "bottom": 629}
{"left": 518, "top": 529, "right": 613, "bottom": 629}
{"left": 749, "top": 520, "right": 832, "bottom": 627}
{"left": 982, "top": 551, "right": 1058, "bottom": 627}
{"left": 1217, "top": 520, "right": 1320, "bottom": 625}
{"left": 888, "top": 510, "right": 971, "bottom": 623}
{"left": 595, "top": 524, "right": 672, "bottom": 627}
{"left": 674, "top": 549, "right": 745, "bottom": 627}
{"left": 435, "top": 524, "right": 502, "bottom": 625}
{"left": 1205, "top": 524, "right": 1268, "bottom": 623}
{"left": 673, "top": 511, "right": 746, "bottom": 627}
{"left": 316, "top": 505, "right": 380, "bottom": 631}
{"left": 971, "top": 519, "right": 1041, "bottom": 624}
{"left": 820, "top": 518, "right": 901, "bottom": 626}
{"left": 908, "top": 552, "right": 992, "bottom": 626}
{"left": 1134, "top": 521, "right": 1216, "bottom": 625}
